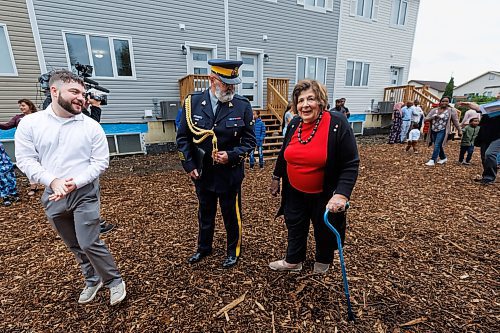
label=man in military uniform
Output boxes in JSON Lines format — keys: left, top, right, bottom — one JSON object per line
{"left": 176, "top": 59, "right": 256, "bottom": 268}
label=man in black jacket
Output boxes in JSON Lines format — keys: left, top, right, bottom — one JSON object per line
{"left": 176, "top": 59, "right": 256, "bottom": 269}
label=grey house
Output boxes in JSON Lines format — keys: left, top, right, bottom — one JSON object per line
{"left": 11, "top": 0, "right": 338, "bottom": 153}
{"left": 2, "top": 1, "right": 420, "bottom": 154}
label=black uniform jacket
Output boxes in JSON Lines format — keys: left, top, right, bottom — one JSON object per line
{"left": 273, "top": 111, "right": 360, "bottom": 217}
{"left": 176, "top": 90, "right": 256, "bottom": 193}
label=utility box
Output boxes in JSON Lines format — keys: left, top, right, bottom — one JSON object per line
{"left": 160, "top": 101, "right": 180, "bottom": 120}
{"left": 377, "top": 101, "right": 395, "bottom": 114}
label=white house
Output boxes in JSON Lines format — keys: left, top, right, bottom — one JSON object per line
{"left": 333, "top": 0, "right": 419, "bottom": 114}
{"left": 454, "top": 71, "right": 500, "bottom": 98}
{"left": 408, "top": 80, "right": 446, "bottom": 98}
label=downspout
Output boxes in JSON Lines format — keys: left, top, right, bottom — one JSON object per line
{"left": 224, "top": 0, "right": 229, "bottom": 59}
{"left": 26, "top": 0, "right": 47, "bottom": 73}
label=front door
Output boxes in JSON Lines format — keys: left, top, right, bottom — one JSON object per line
{"left": 390, "top": 66, "right": 403, "bottom": 86}
{"left": 240, "top": 53, "right": 259, "bottom": 107}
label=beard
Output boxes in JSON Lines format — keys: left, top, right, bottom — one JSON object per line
{"left": 215, "top": 85, "right": 235, "bottom": 103}
{"left": 57, "top": 94, "right": 82, "bottom": 115}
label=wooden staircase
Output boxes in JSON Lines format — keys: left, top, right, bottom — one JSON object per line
{"left": 384, "top": 84, "right": 440, "bottom": 113}
{"left": 257, "top": 109, "right": 284, "bottom": 160}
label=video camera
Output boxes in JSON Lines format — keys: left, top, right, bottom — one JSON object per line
{"left": 38, "top": 63, "right": 110, "bottom": 109}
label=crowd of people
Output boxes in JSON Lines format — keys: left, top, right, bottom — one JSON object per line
{"left": 387, "top": 93, "right": 500, "bottom": 185}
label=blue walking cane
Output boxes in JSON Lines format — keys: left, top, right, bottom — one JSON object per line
{"left": 323, "top": 204, "right": 355, "bottom": 322}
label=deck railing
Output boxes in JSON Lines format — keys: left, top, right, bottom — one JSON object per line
{"left": 178, "top": 74, "right": 210, "bottom": 104}
{"left": 266, "top": 78, "right": 289, "bottom": 122}
{"left": 384, "top": 85, "right": 440, "bottom": 113}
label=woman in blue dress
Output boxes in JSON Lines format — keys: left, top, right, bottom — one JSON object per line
{"left": 0, "top": 142, "right": 19, "bottom": 206}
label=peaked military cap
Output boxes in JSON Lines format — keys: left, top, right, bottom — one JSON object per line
{"left": 208, "top": 59, "right": 243, "bottom": 85}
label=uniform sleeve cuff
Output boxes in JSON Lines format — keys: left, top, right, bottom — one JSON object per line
{"left": 182, "top": 160, "right": 197, "bottom": 173}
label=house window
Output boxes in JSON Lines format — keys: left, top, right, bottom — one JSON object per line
{"left": 64, "top": 32, "right": 135, "bottom": 78}
{"left": 488, "top": 74, "right": 495, "bottom": 80}
{"left": 350, "top": 0, "right": 379, "bottom": 20}
{"left": 346, "top": 61, "right": 370, "bottom": 86}
{"left": 391, "top": 0, "right": 408, "bottom": 26}
{"left": 297, "top": 55, "right": 327, "bottom": 84}
{"left": 297, "top": 0, "right": 333, "bottom": 13}
{"left": 0, "top": 24, "right": 17, "bottom": 76}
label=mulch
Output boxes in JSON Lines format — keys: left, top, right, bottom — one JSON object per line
{"left": 0, "top": 136, "right": 498, "bottom": 332}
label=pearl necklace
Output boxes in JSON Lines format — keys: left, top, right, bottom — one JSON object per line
{"left": 297, "top": 111, "right": 323, "bottom": 144}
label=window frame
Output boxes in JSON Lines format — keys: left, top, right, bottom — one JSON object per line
{"left": 62, "top": 30, "right": 136, "bottom": 80}
{"left": 488, "top": 74, "right": 495, "bottom": 80}
{"left": 0, "top": 23, "right": 18, "bottom": 76}
{"left": 296, "top": 54, "right": 328, "bottom": 84}
{"left": 350, "top": 0, "right": 379, "bottom": 21}
{"left": 297, "top": 0, "right": 334, "bottom": 14}
{"left": 391, "top": 0, "right": 408, "bottom": 28}
{"left": 345, "top": 60, "right": 370, "bottom": 87}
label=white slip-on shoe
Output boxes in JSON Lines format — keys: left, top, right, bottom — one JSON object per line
{"left": 437, "top": 158, "right": 448, "bottom": 164}
{"left": 313, "top": 262, "right": 330, "bottom": 274}
{"left": 78, "top": 281, "right": 103, "bottom": 304}
{"left": 269, "top": 259, "right": 302, "bottom": 272}
{"left": 110, "top": 281, "right": 126, "bottom": 306}
{"left": 425, "top": 159, "right": 435, "bottom": 166}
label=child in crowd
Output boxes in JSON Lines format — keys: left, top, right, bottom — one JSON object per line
{"left": 0, "top": 142, "right": 19, "bottom": 206}
{"left": 458, "top": 117, "right": 480, "bottom": 165}
{"left": 249, "top": 109, "right": 266, "bottom": 169}
{"left": 405, "top": 122, "right": 421, "bottom": 153}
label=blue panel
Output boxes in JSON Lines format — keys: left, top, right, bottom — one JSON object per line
{"left": 101, "top": 123, "right": 148, "bottom": 135}
{"left": 0, "top": 123, "right": 148, "bottom": 140}
{"left": 0, "top": 128, "right": 16, "bottom": 140}
{"left": 348, "top": 114, "right": 366, "bottom": 123}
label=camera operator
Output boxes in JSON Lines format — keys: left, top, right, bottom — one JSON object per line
{"left": 82, "top": 95, "right": 115, "bottom": 234}
{"left": 83, "top": 95, "right": 103, "bottom": 122}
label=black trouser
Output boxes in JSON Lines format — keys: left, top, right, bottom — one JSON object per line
{"left": 283, "top": 183, "right": 346, "bottom": 265}
{"left": 195, "top": 185, "right": 242, "bottom": 257}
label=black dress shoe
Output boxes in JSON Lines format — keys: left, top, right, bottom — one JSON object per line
{"left": 187, "top": 252, "right": 211, "bottom": 264}
{"left": 222, "top": 256, "right": 238, "bottom": 269}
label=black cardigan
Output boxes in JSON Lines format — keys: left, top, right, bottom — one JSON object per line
{"left": 273, "top": 111, "right": 360, "bottom": 215}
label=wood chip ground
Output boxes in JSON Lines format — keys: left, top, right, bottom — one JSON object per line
{"left": 0, "top": 136, "right": 498, "bottom": 332}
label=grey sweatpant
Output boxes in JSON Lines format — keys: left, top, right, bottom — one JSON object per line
{"left": 480, "top": 138, "right": 500, "bottom": 182}
{"left": 42, "top": 179, "right": 122, "bottom": 288}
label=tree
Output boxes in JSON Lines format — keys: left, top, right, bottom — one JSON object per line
{"left": 443, "top": 76, "right": 454, "bottom": 99}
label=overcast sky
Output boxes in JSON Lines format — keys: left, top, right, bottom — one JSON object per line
{"left": 408, "top": 0, "right": 500, "bottom": 85}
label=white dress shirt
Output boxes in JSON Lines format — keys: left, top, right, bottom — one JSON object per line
{"left": 15, "top": 104, "right": 109, "bottom": 189}
{"left": 411, "top": 106, "right": 423, "bottom": 123}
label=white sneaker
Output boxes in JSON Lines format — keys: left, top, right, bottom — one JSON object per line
{"left": 269, "top": 259, "right": 303, "bottom": 272}
{"left": 425, "top": 160, "right": 435, "bottom": 166}
{"left": 109, "top": 281, "right": 126, "bottom": 305}
{"left": 437, "top": 158, "right": 448, "bottom": 164}
{"left": 78, "top": 281, "right": 103, "bottom": 304}
{"left": 313, "top": 262, "right": 330, "bottom": 274}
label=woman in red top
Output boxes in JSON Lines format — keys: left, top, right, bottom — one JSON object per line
{"left": 269, "top": 80, "right": 359, "bottom": 273}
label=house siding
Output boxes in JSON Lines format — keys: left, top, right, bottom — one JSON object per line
{"left": 333, "top": 0, "right": 420, "bottom": 113}
{"left": 454, "top": 72, "right": 500, "bottom": 97}
{"left": 228, "top": 0, "right": 341, "bottom": 101}
{"left": 0, "top": 0, "right": 41, "bottom": 122}
{"left": 33, "top": 0, "right": 226, "bottom": 123}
